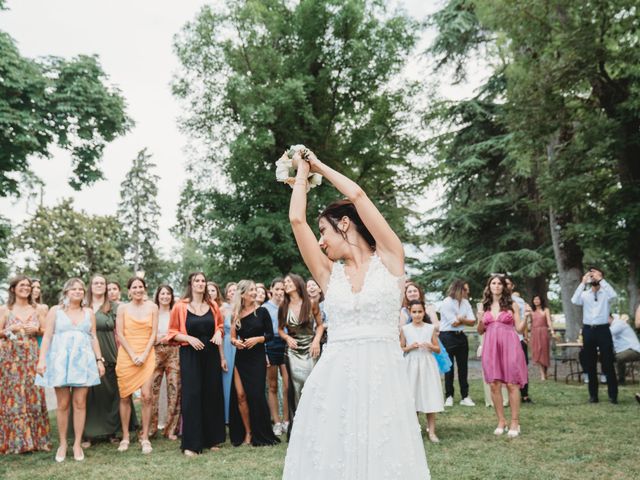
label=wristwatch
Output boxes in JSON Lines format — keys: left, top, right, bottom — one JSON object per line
{"left": 96, "top": 357, "right": 105, "bottom": 363}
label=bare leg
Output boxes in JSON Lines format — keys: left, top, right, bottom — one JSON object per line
{"left": 280, "top": 364, "right": 290, "bottom": 423}
{"left": 140, "top": 376, "right": 154, "bottom": 441}
{"left": 266, "top": 366, "right": 281, "bottom": 424}
{"left": 55, "top": 388, "right": 71, "bottom": 457}
{"left": 119, "top": 396, "right": 132, "bottom": 442}
{"left": 542, "top": 365, "right": 548, "bottom": 380}
{"left": 71, "top": 388, "right": 88, "bottom": 458}
{"left": 506, "top": 384, "right": 521, "bottom": 430}
{"left": 426, "top": 413, "right": 437, "bottom": 441}
{"left": 234, "top": 368, "right": 251, "bottom": 443}
{"left": 490, "top": 382, "right": 506, "bottom": 429}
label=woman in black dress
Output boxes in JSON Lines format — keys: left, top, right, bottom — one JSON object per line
{"left": 229, "top": 280, "right": 280, "bottom": 447}
{"left": 166, "top": 272, "right": 227, "bottom": 456}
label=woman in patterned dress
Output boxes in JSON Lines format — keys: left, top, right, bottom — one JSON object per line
{"left": 0, "top": 275, "right": 51, "bottom": 454}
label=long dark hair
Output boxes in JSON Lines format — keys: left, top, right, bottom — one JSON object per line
{"left": 182, "top": 272, "right": 212, "bottom": 304}
{"left": 207, "top": 281, "right": 223, "bottom": 307}
{"left": 7, "top": 275, "right": 34, "bottom": 308}
{"left": 408, "top": 299, "right": 431, "bottom": 324}
{"left": 154, "top": 284, "right": 175, "bottom": 310}
{"left": 31, "top": 278, "right": 43, "bottom": 304}
{"left": 278, "top": 273, "right": 312, "bottom": 329}
{"left": 531, "top": 294, "right": 547, "bottom": 311}
{"left": 319, "top": 199, "right": 375, "bottom": 250}
{"left": 481, "top": 275, "right": 513, "bottom": 313}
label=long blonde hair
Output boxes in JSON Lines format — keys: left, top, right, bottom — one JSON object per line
{"left": 59, "top": 278, "right": 86, "bottom": 310}
{"left": 232, "top": 279, "right": 255, "bottom": 329}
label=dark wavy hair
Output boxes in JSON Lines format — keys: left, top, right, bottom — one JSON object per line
{"left": 481, "top": 275, "right": 513, "bottom": 313}
{"left": 278, "top": 273, "right": 312, "bottom": 329}
{"left": 154, "top": 284, "right": 175, "bottom": 310}
{"left": 531, "top": 294, "right": 547, "bottom": 311}
{"left": 407, "top": 299, "right": 431, "bottom": 324}
{"left": 127, "top": 276, "right": 146, "bottom": 290}
{"left": 7, "top": 275, "right": 35, "bottom": 308}
{"left": 319, "top": 199, "right": 375, "bottom": 250}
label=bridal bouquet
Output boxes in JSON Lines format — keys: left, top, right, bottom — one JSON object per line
{"left": 275, "top": 144, "right": 322, "bottom": 192}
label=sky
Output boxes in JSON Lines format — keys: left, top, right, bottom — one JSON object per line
{"left": 0, "top": 0, "right": 483, "bottom": 259}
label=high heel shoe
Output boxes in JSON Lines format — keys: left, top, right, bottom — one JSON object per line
{"left": 493, "top": 426, "right": 507, "bottom": 436}
{"left": 507, "top": 426, "right": 521, "bottom": 438}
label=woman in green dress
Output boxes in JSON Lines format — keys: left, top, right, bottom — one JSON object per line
{"left": 77, "top": 275, "right": 138, "bottom": 446}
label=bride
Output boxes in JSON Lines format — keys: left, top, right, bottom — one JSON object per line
{"left": 282, "top": 149, "right": 430, "bottom": 479}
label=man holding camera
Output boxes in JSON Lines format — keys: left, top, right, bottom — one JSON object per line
{"left": 571, "top": 266, "right": 618, "bottom": 404}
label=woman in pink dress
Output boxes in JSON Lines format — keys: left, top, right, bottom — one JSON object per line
{"left": 477, "top": 275, "right": 527, "bottom": 438}
{"left": 530, "top": 295, "right": 554, "bottom": 380}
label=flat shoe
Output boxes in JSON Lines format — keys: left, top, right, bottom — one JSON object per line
{"left": 507, "top": 426, "right": 521, "bottom": 438}
{"left": 117, "top": 439, "right": 130, "bottom": 452}
{"left": 428, "top": 434, "right": 440, "bottom": 443}
{"left": 73, "top": 447, "right": 84, "bottom": 461}
{"left": 55, "top": 446, "right": 66, "bottom": 463}
{"left": 140, "top": 439, "right": 152, "bottom": 454}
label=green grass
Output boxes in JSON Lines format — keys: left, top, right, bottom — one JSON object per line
{"left": 1, "top": 380, "right": 638, "bottom": 480}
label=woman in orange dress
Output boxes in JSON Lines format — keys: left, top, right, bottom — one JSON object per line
{"left": 115, "top": 277, "right": 158, "bottom": 454}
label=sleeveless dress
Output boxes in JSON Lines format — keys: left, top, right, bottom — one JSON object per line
{"left": 0, "top": 312, "right": 51, "bottom": 453}
{"left": 221, "top": 306, "right": 236, "bottom": 423}
{"left": 115, "top": 311, "right": 155, "bottom": 398}
{"left": 480, "top": 310, "right": 528, "bottom": 387}
{"left": 77, "top": 302, "right": 138, "bottom": 439}
{"left": 283, "top": 255, "right": 430, "bottom": 480}
{"left": 402, "top": 322, "right": 444, "bottom": 414}
{"left": 530, "top": 309, "right": 550, "bottom": 368}
{"left": 284, "top": 309, "right": 318, "bottom": 410}
{"left": 36, "top": 309, "right": 100, "bottom": 388}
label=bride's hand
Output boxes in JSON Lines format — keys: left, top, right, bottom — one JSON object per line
{"left": 292, "top": 150, "right": 310, "bottom": 174}
{"left": 303, "top": 149, "right": 322, "bottom": 173}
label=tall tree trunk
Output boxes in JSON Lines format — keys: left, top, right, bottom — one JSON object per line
{"left": 628, "top": 259, "right": 639, "bottom": 317}
{"left": 549, "top": 209, "right": 584, "bottom": 340}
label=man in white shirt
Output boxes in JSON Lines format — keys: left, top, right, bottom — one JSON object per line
{"left": 609, "top": 315, "right": 640, "bottom": 385}
{"left": 571, "top": 266, "right": 618, "bottom": 403}
{"left": 438, "top": 280, "right": 476, "bottom": 407}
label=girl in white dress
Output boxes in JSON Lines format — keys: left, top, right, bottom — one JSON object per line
{"left": 282, "top": 148, "right": 430, "bottom": 479}
{"left": 400, "top": 300, "right": 444, "bottom": 443}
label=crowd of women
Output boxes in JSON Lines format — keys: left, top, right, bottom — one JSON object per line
{"left": 0, "top": 267, "right": 554, "bottom": 461}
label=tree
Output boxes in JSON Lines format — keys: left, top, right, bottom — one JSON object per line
{"left": 0, "top": 215, "right": 10, "bottom": 284}
{"left": 18, "top": 199, "right": 126, "bottom": 305}
{"left": 427, "top": 0, "right": 639, "bottom": 338}
{"left": 117, "top": 148, "right": 161, "bottom": 277}
{"left": 172, "top": 0, "right": 425, "bottom": 281}
{"left": 0, "top": 5, "right": 131, "bottom": 198}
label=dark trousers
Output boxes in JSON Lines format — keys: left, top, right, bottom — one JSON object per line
{"left": 440, "top": 331, "right": 469, "bottom": 399}
{"left": 582, "top": 324, "right": 618, "bottom": 401}
{"left": 519, "top": 340, "right": 529, "bottom": 398}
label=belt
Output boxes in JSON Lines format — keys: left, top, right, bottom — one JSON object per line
{"left": 583, "top": 324, "right": 609, "bottom": 329}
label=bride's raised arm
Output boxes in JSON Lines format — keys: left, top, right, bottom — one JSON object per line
{"left": 288, "top": 156, "right": 333, "bottom": 291}
{"left": 308, "top": 152, "right": 404, "bottom": 276}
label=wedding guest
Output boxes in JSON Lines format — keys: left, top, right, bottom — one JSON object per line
{"left": 439, "top": 279, "right": 476, "bottom": 407}
{"left": 400, "top": 300, "right": 444, "bottom": 443}
{"left": 530, "top": 294, "right": 554, "bottom": 380}
{"left": 278, "top": 274, "right": 324, "bottom": 432}
{"left": 222, "top": 282, "right": 237, "bottom": 423}
{"left": 79, "top": 275, "right": 137, "bottom": 447}
{"left": 229, "top": 280, "right": 280, "bottom": 447}
{"left": 36, "top": 278, "right": 105, "bottom": 462}
{"left": 307, "top": 278, "right": 328, "bottom": 348}
{"left": 571, "top": 266, "right": 618, "bottom": 403}
{"left": 207, "top": 281, "right": 224, "bottom": 308}
{"left": 166, "top": 272, "right": 226, "bottom": 456}
{"left": 505, "top": 278, "right": 532, "bottom": 403}
{"left": 150, "top": 285, "right": 180, "bottom": 439}
{"left": 400, "top": 282, "right": 424, "bottom": 326}
{"left": 477, "top": 275, "right": 527, "bottom": 437}
{"left": 115, "top": 277, "right": 158, "bottom": 454}
{"left": 609, "top": 315, "right": 640, "bottom": 385}
{"left": 256, "top": 283, "right": 268, "bottom": 306}
{"left": 263, "top": 277, "right": 290, "bottom": 436}
{"left": 31, "top": 278, "right": 48, "bottom": 347}
{"left": 107, "top": 281, "right": 122, "bottom": 303}
{"left": 0, "top": 275, "right": 50, "bottom": 454}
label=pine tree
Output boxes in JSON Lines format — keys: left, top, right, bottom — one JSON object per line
{"left": 117, "top": 149, "right": 161, "bottom": 276}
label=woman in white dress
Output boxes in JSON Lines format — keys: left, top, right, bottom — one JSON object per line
{"left": 282, "top": 149, "right": 430, "bottom": 479}
{"left": 400, "top": 300, "right": 444, "bottom": 443}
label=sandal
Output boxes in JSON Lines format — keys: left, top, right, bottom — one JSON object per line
{"left": 55, "top": 445, "right": 67, "bottom": 463}
{"left": 117, "top": 439, "right": 130, "bottom": 452}
{"left": 73, "top": 445, "right": 85, "bottom": 461}
{"left": 140, "top": 439, "right": 153, "bottom": 454}
{"left": 184, "top": 449, "right": 198, "bottom": 457}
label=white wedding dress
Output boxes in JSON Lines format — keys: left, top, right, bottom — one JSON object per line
{"left": 282, "top": 255, "right": 430, "bottom": 479}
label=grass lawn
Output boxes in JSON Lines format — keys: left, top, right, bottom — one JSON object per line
{"left": 1, "top": 379, "right": 638, "bottom": 480}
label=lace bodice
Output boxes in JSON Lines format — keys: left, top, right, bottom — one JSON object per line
{"left": 323, "top": 255, "right": 403, "bottom": 343}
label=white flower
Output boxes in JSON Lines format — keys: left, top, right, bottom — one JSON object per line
{"left": 275, "top": 144, "right": 323, "bottom": 192}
